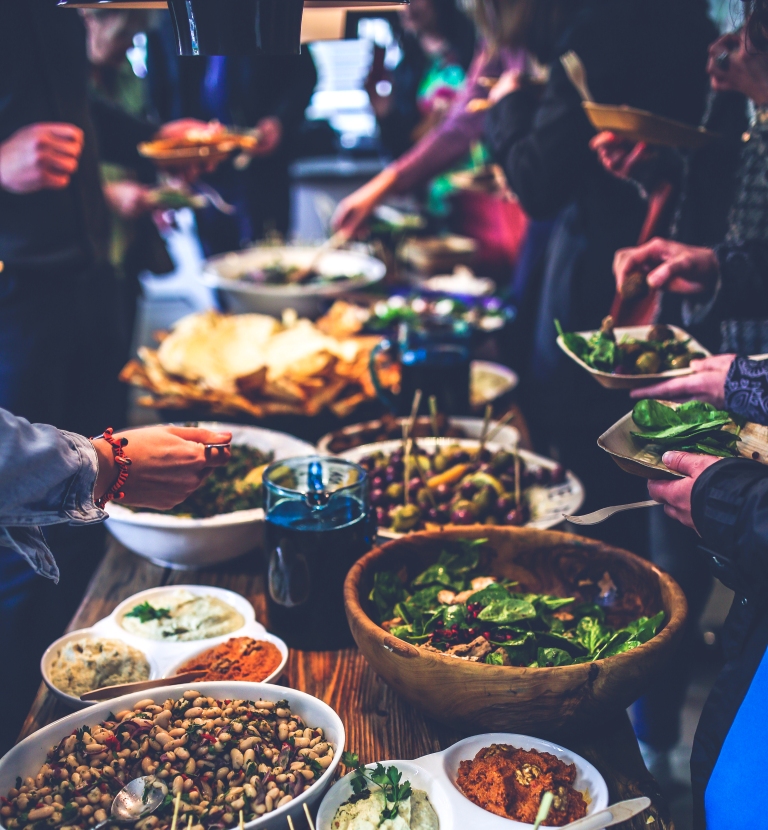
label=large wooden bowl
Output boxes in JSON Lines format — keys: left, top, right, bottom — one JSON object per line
{"left": 344, "top": 527, "right": 687, "bottom": 738}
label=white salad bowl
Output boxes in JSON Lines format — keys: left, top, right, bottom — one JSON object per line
{"left": 0, "top": 682, "right": 344, "bottom": 830}
{"left": 105, "top": 423, "right": 315, "bottom": 569}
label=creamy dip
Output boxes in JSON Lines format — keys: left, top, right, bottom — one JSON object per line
{"left": 120, "top": 590, "right": 245, "bottom": 641}
{"left": 332, "top": 790, "right": 439, "bottom": 830}
{"left": 50, "top": 637, "right": 149, "bottom": 697}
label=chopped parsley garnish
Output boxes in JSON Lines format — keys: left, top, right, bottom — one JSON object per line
{"left": 126, "top": 602, "right": 171, "bottom": 624}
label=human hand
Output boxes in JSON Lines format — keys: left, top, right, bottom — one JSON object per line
{"left": 708, "top": 29, "right": 768, "bottom": 106}
{"left": 92, "top": 426, "right": 232, "bottom": 510}
{"left": 630, "top": 354, "right": 736, "bottom": 405}
{"left": 154, "top": 119, "right": 227, "bottom": 182}
{"left": 103, "top": 180, "right": 153, "bottom": 219}
{"left": 487, "top": 70, "right": 523, "bottom": 105}
{"left": 613, "top": 238, "right": 719, "bottom": 296}
{"left": 0, "top": 123, "right": 84, "bottom": 194}
{"left": 648, "top": 451, "right": 723, "bottom": 529}
{"left": 589, "top": 131, "right": 655, "bottom": 181}
{"left": 331, "top": 168, "right": 398, "bottom": 239}
{"left": 251, "top": 117, "right": 283, "bottom": 156}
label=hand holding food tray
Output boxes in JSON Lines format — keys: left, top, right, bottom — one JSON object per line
{"left": 556, "top": 319, "right": 710, "bottom": 390}
{"left": 138, "top": 125, "right": 260, "bottom": 168}
{"left": 598, "top": 399, "right": 768, "bottom": 478}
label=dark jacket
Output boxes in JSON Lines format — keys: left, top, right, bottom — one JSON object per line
{"left": 485, "top": 0, "right": 716, "bottom": 336}
{"left": 690, "top": 456, "right": 768, "bottom": 828}
{"left": 0, "top": 0, "right": 155, "bottom": 271}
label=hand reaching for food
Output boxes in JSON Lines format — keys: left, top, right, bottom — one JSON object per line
{"left": 614, "top": 238, "right": 719, "bottom": 296}
{"left": 648, "top": 450, "right": 722, "bottom": 529}
{"left": 589, "top": 131, "right": 655, "bottom": 181}
{"left": 332, "top": 168, "right": 398, "bottom": 239}
{"left": 630, "top": 354, "right": 736, "bottom": 406}
{"left": 91, "top": 426, "right": 232, "bottom": 510}
{"left": 487, "top": 69, "right": 524, "bottom": 104}
{"left": 249, "top": 116, "right": 283, "bottom": 155}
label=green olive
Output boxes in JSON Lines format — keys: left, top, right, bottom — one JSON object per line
{"left": 669, "top": 354, "right": 692, "bottom": 370}
{"left": 471, "top": 485, "right": 496, "bottom": 518}
{"left": 648, "top": 324, "right": 674, "bottom": 343}
{"left": 391, "top": 504, "right": 421, "bottom": 533}
{"left": 432, "top": 453, "right": 449, "bottom": 473}
{"left": 490, "top": 450, "right": 514, "bottom": 473}
{"left": 386, "top": 482, "right": 405, "bottom": 502}
{"left": 416, "top": 488, "right": 433, "bottom": 508}
{"left": 635, "top": 351, "right": 661, "bottom": 374}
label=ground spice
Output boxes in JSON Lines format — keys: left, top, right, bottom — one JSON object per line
{"left": 177, "top": 637, "right": 282, "bottom": 682}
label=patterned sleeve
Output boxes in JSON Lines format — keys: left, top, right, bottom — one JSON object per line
{"left": 724, "top": 357, "right": 768, "bottom": 425}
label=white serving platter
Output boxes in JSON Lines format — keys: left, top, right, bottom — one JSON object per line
{"left": 557, "top": 324, "right": 710, "bottom": 390}
{"left": 0, "top": 682, "right": 343, "bottom": 830}
{"left": 105, "top": 422, "right": 315, "bottom": 569}
{"left": 41, "top": 585, "right": 287, "bottom": 709}
{"left": 338, "top": 438, "right": 585, "bottom": 539}
{"left": 317, "top": 733, "right": 609, "bottom": 830}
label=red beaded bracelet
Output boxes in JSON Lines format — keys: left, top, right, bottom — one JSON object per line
{"left": 92, "top": 428, "right": 132, "bottom": 509}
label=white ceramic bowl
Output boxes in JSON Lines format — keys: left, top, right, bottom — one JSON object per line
{"left": 315, "top": 415, "right": 521, "bottom": 455}
{"left": 317, "top": 733, "right": 608, "bottom": 830}
{"left": 105, "top": 423, "right": 315, "bottom": 569}
{"left": 471, "top": 360, "right": 519, "bottom": 407}
{"left": 201, "top": 246, "right": 387, "bottom": 319}
{"left": 338, "top": 438, "right": 585, "bottom": 538}
{"left": 41, "top": 586, "right": 288, "bottom": 709}
{"left": 0, "top": 682, "right": 344, "bottom": 830}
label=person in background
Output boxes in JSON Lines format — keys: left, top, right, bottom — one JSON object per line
{"left": 365, "top": 0, "right": 475, "bottom": 217}
{"left": 145, "top": 14, "right": 317, "bottom": 255}
{"left": 332, "top": 0, "right": 530, "bottom": 238}
{"left": 633, "top": 352, "right": 768, "bottom": 829}
{"left": 0, "top": 413, "right": 231, "bottom": 753}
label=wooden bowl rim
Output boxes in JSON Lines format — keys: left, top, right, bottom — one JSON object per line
{"left": 344, "top": 526, "right": 688, "bottom": 676}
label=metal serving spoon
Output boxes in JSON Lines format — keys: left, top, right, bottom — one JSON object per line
{"left": 564, "top": 500, "right": 659, "bottom": 526}
{"left": 93, "top": 776, "right": 168, "bottom": 830}
{"left": 561, "top": 797, "right": 651, "bottom": 829}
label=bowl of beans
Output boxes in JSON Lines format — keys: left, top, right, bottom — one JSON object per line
{"left": 0, "top": 683, "right": 344, "bottom": 830}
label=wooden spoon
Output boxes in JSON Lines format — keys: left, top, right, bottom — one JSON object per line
{"left": 80, "top": 671, "right": 207, "bottom": 702}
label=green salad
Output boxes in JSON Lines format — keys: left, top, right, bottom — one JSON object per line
{"left": 631, "top": 399, "right": 741, "bottom": 457}
{"left": 557, "top": 317, "right": 705, "bottom": 375}
{"left": 369, "top": 539, "right": 665, "bottom": 667}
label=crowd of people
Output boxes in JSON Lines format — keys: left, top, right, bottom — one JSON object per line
{"left": 2, "top": 0, "right": 768, "bottom": 826}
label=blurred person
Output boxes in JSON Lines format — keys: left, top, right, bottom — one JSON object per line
{"left": 332, "top": 0, "right": 532, "bottom": 239}
{"left": 145, "top": 14, "right": 317, "bottom": 255}
{"left": 0, "top": 413, "right": 231, "bottom": 752}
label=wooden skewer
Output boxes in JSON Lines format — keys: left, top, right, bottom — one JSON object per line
{"left": 409, "top": 439, "right": 437, "bottom": 509}
{"left": 170, "top": 791, "right": 182, "bottom": 830}
{"left": 239, "top": 810, "right": 244, "bottom": 830}
{"left": 402, "top": 390, "right": 422, "bottom": 507}
{"left": 303, "top": 803, "right": 317, "bottom": 830}
{"left": 287, "top": 818, "right": 295, "bottom": 830}
{"left": 485, "top": 407, "right": 517, "bottom": 445}
{"left": 477, "top": 403, "right": 493, "bottom": 458}
{"left": 187, "top": 816, "right": 193, "bottom": 830}
{"left": 428, "top": 395, "right": 439, "bottom": 438}
{"left": 514, "top": 440, "right": 522, "bottom": 510}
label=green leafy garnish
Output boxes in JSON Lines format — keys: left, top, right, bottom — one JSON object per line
{"left": 125, "top": 602, "right": 171, "bottom": 624}
{"left": 344, "top": 755, "right": 413, "bottom": 823}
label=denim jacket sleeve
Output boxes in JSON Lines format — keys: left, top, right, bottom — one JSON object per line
{"left": 0, "top": 408, "right": 106, "bottom": 581}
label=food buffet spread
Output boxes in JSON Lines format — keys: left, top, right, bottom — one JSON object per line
{"left": 11, "top": 225, "right": 697, "bottom": 830}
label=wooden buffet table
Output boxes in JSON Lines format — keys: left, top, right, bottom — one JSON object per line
{"left": 20, "top": 539, "right": 672, "bottom": 830}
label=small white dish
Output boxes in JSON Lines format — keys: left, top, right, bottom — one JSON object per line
{"left": 41, "top": 585, "right": 288, "bottom": 709}
{"left": 317, "top": 733, "right": 608, "bottom": 830}
{"left": 105, "top": 422, "right": 315, "bottom": 569}
{"left": 0, "top": 682, "right": 343, "bottom": 830}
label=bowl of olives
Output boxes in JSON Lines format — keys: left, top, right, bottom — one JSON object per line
{"left": 337, "top": 438, "right": 584, "bottom": 538}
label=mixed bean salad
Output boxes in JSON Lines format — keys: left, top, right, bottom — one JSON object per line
{"left": 1, "top": 693, "right": 334, "bottom": 830}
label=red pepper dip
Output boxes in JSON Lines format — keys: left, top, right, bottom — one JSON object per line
{"left": 457, "top": 744, "right": 588, "bottom": 825}
{"left": 177, "top": 637, "right": 282, "bottom": 681}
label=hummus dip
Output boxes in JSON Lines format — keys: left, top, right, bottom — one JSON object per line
{"left": 120, "top": 590, "right": 245, "bottom": 641}
{"left": 332, "top": 790, "right": 439, "bottom": 830}
{"left": 50, "top": 637, "right": 149, "bottom": 697}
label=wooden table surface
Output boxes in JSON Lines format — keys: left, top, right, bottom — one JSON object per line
{"left": 20, "top": 539, "right": 672, "bottom": 830}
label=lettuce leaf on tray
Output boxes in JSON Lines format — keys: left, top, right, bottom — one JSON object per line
{"left": 630, "top": 400, "right": 741, "bottom": 457}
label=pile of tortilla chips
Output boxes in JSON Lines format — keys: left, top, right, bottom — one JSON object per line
{"left": 120, "top": 305, "right": 397, "bottom": 419}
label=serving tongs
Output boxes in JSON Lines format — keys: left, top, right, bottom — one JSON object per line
{"left": 80, "top": 670, "right": 206, "bottom": 702}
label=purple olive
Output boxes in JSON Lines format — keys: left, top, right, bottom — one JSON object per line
{"left": 550, "top": 464, "right": 567, "bottom": 485}
{"left": 499, "top": 474, "right": 516, "bottom": 490}
{"left": 384, "top": 465, "right": 400, "bottom": 483}
{"left": 478, "top": 448, "right": 492, "bottom": 463}
{"left": 453, "top": 451, "right": 470, "bottom": 464}
{"left": 435, "top": 483, "right": 452, "bottom": 503}
{"left": 478, "top": 462, "right": 492, "bottom": 473}
{"left": 370, "top": 488, "right": 387, "bottom": 507}
{"left": 460, "top": 480, "right": 478, "bottom": 498}
{"left": 534, "top": 467, "right": 552, "bottom": 485}
{"left": 390, "top": 449, "right": 404, "bottom": 462}
{"left": 375, "top": 506, "right": 388, "bottom": 524}
{"left": 451, "top": 507, "right": 476, "bottom": 525}
{"left": 371, "top": 474, "right": 384, "bottom": 489}
{"left": 427, "top": 506, "right": 449, "bottom": 525}
{"left": 496, "top": 494, "right": 516, "bottom": 516}
{"left": 505, "top": 509, "right": 527, "bottom": 526}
